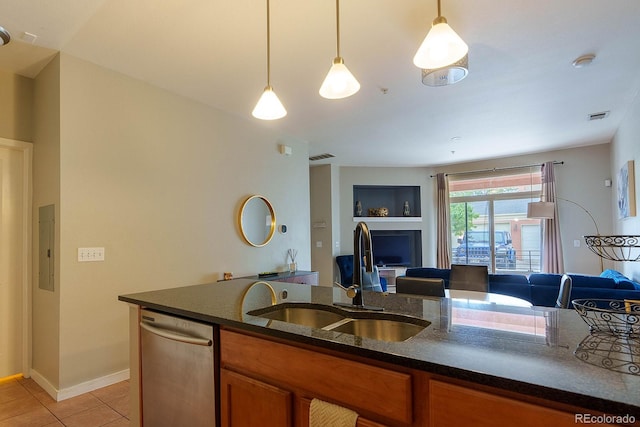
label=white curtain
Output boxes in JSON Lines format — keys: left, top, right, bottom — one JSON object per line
{"left": 436, "top": 173, "right": 451, "bottom": 268}
{"left": 541, "top": 161, "right": 564, "bottom": 273}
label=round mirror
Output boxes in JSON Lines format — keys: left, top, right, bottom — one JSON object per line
{"left": 238, "top": 195, "right": 276, "bottom": 247}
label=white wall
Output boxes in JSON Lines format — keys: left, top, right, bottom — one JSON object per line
{"left": 33, "top": 54, "right": 311, "bottom": 393}
{"left": 338, "top": 167, "right": 436, "bottom": 266}
{"left": 328, "top": 144, "right": 613, "bottom": 276}
{"left": 611, "top": 92, "right": 640, "bottom": 282}
{"left": 432, "top": 144, "right": 614, "bottom": 275}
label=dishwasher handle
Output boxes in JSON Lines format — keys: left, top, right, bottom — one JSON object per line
{"left": 140, "top": 321, "right": 212, "bottom": 346}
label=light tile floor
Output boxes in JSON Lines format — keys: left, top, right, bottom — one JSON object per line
{"left": 0, "top": 376, "right": 130, "bottom": 426}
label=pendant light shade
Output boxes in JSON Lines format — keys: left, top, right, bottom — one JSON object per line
{"left": 319, "top": 57, "right": 360, "bottom": 99}
{"left": 413, "top": 17, "right": 468, "bottom": 69}
{"left": 319, "top": 0, "right": 360, "bottom": 99}
{"left": 253, "top": 0, "right": 286, "bottom": 120}
{"left": 414, "top": 0, "right": 468, "bottom": 85}
{"left": 0, "top": 26, "right": 10, "bottom": 46}
{"left": 421, "top": 53, "right": 468, "bottom": 86}
{"left": 252, "top": 85, "right": 287, "bottom": 120}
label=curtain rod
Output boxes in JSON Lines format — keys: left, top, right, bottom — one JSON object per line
{"left": 429, "top": 161, "right": 564, "bottom": 178}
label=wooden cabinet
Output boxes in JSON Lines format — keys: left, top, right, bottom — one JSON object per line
{"left": 219, "top": 328, "right": 627, "bottom": 427}
{"left": 428, "top": 380, "right": 617, "bottom": 427}
{"left": 219, "top": 329, "right": 419, "bottom": 426}
{"left": 220, "top": 368, "right": 293, "bottom": 427}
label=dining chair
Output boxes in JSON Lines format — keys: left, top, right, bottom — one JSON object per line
{"left": 449, "top": 264, "right": 489, "bottom": 292}
{"left": 396, "top": 277, "right": 445, "bottom": 297}
{"left": 556, "top": 274, "right": 573, "bottom": 308}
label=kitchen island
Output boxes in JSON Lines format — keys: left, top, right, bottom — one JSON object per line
{"left": 119, "top": 278, "right": 640, "bottom": 426}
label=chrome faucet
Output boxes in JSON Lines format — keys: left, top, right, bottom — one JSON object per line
{"left": 335, "top": 221, "right": 383, "bottom": 311}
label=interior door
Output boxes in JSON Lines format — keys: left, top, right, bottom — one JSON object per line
{"left": 0, "top": 144, "right": 25, "bottom": 377}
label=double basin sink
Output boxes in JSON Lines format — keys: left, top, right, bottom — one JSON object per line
{"left": 247, "top": 303, "right": 430, "bottom": 342}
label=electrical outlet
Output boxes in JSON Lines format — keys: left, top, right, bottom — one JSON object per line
{"left": 573, "top": 240, "right": 581, "bottom": 248}
{"left": 78, "top": 247, "right": 105, "bottom": 262}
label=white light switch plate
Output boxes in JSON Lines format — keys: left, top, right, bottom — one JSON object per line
{"left": 78, "top": 247, "right": 105, "bottom": 262}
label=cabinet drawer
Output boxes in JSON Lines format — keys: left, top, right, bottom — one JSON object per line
{"left": 221, "top": 329, "right": 413, "bottom": 425}
{"left": 429, "top": 380, "right": 614, "bottom": 427}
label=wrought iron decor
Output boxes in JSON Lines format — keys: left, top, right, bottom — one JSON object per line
{"left": 584, "top": 235, "right": 640, "bottom": 262}
{"left": 572, "top": 299, "right": 639, "bottom": 338}
{"left": 574, "top": 333, "right": 639, "bottom": 376}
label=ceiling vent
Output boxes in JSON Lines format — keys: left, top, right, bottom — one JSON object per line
{"left": 588, "top": 111, "right": 610, "bottom": 121}
{"left": 309, "top": 153, "right": 335, "bottom": 161}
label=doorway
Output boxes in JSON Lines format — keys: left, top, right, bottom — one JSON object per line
{"left": 0, "top": 138, "right": 32, "bottom": 378}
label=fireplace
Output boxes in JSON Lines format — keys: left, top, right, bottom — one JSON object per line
{"left": 370, "top": 230, "right": 422, "bottom": 267}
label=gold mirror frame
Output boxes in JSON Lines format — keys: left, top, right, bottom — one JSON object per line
{"left": 238, "top": 195, "right": 277, "bottom": 247}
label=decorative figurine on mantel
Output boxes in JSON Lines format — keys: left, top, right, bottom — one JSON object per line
{"left": 355, "top": 200, "right": 363, "bottom": 217}
{"left": 403, "top": 201, "right": 411, "bottom": 216}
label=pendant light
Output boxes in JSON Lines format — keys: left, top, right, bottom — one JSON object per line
{"left": 252, "top": 0, "right": 287, "bottom": 120}
{"left": 319, "top": 0, "right": 360, "bottom": 99}
{"left": 413, "top": 0, "right": 469, "bottom": 86}
{"left": 0, "top": 26, "right": 10, "bottom": 46}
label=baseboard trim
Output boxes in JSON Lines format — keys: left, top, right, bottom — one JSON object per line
{"left": 31, "top": 369, "right": 130, "bottom": 402}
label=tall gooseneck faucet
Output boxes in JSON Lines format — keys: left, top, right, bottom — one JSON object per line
{"left": 352, "top": 221, "right": 373, "bottom": 306}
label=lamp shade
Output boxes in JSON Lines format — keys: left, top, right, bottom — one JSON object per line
{"left": 0, "top": 26, "right": 10, "bottom": 46}
{"left": 413, "top": 18, "right": 468, "bottom": 70}
{"left": 319, "top": 57, "right": 360, "bottom": 99}
{"left": 252, "top": 86, "right": 287, "bottom": 120}
{"left": 421, "top": 53, "right": 468, "bottom": 86}
{"left": 527, "top": 202, "right": 555, "bottom": 219}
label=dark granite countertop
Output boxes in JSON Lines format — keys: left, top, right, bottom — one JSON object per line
{"left": 119, "top": 279, "right": 640, "bottom": 417}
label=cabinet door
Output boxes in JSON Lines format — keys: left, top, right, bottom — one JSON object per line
{"left": 220, "top": 369, "right": 293, "bottom": 427}
{"left": 429, "top": 380, "right": 613, "bottom": 427}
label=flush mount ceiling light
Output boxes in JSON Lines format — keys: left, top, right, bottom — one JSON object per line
{"left": 252, "top": 0, "right": 287, "bottom": 120}
{"left": 0, "top": 26, "right": 11, "bottom": 46}
{"left": 414, "top": 0, "right": 469, "bottom": 86}
{"left": 319, "top": 0, "right": 360, "bottom": 99}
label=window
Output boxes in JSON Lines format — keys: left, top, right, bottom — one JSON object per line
{"left": 449, "top": 169, "right": 543, "bottom": 273}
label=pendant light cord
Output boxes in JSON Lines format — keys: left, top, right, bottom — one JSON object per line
{"left": 335, "top": 0, "right": 341, "bottom": 57}
{"left": 437, "top": 0, "right": 442, "bottom": 17}
{"left": 266, "top": 0, "right": 271, "bottom": 86}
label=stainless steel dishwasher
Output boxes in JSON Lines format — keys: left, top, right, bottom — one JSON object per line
{"left": 140, "top": 309, "right": 216, "bottom": 427}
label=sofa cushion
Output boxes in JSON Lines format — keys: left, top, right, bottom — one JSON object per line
{"left": 528, "top": 273, "right": 562, "bottom": 287}
{"left": 529, "top": 284, "right": 562, "bottom": 307}
{"left": 600, "top": 269, "right": 639, "bottom": 290}
{"left": 568, "top": 274, "right": 616, "bottom": 289}
{"left": 489, "top": 274, "right": 529, "bottom": 284}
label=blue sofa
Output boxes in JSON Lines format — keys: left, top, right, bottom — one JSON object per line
{"left": 404, "top": 268, "right": 640, "bottom": 307}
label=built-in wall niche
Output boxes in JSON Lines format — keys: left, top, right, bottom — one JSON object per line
{"left": 371, "top": 230, "right": 422, "bottom": 268}
{"left": 353, "top": 185, "right": 421, "bottom": 222}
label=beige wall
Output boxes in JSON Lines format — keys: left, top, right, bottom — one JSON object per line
{"left": 0, "top": 69, "right": 33, "bottom": 142}
{"left": 611, "top": 94, "right": 640, "bottom": 282}
{"left": 326, "top": 144, "right": 613, "bottom": 276}
{"left": 32, "top": 54, "right": 62, "bottom": 388}
{"left": 310, "top": 164, "right": 341, "bottom": 284}
{"left": 32, "top": 54, "right": 311, "bottom": 392}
